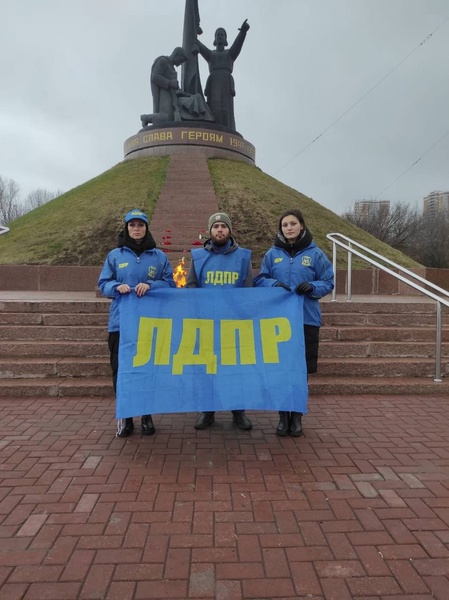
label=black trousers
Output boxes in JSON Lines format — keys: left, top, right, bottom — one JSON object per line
{"left": 304, "top": 325, "right": 320, "bottom": 374}
{"left": 108, "top": 331, "right": 120, "bottom": 394}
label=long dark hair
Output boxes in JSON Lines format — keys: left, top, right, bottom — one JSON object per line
{"left": 278, "top": 209, "right": 306, "bottom": 233}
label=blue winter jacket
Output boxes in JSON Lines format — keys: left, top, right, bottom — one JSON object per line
{"left": 98, "top": 246, "right": 175, "bottom": 332}
{"left": 254, "top": 239, "right": 334, "bottom": 326}
{"left": 186, "top": 238, "right": 253, "bottom": 288}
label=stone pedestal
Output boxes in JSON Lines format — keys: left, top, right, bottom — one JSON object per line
{"left": 124, "top": 122, "right": 255, "bottom": 165}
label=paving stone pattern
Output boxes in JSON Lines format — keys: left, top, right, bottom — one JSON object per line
{"left": 1, "top": 394, "right": 448, "bottom": 599}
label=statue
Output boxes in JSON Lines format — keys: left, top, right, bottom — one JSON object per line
{"left": 140, "top": 2, "right": 249, "bottom": 131}
{"left": 181, "top": 0, "right": 204, "bottom": 96}
{"left": 141, "top": 47, "right": 214, "bottom": 127}
{"left": 193, "top": 19, "right": 250, "bottom": 131}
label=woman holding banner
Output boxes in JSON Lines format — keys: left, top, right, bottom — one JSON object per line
{"left": 98, "top": 209, "right": 175, "bottom": 438}
{"left": 254, "top": 209, "right": 334, "bottom": 437}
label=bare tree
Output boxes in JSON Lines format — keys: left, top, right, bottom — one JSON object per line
{"left": 23, "top": 188, "right": 63, "bottom": 211}
{"left": 410, "top": 211, "right": 449, "bottom": 268}
{"left": 0, "top": 176, "right": 23, "bottom": 224}
{"left": 343, "top": 201, "right": 420, "bottom": 251}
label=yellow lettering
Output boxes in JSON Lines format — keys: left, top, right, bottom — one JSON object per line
{"left": 220, "top": 320, "right": 256, "bottom": 365}
{"left": 196, "top": 131, "right": 202, "bottom": 140}
{"left": 230, "top": 137, "right": 243, "bottom": 148}
{"left": 232, "top": 273, "right": 238, "bottom": 284}
{"left": 172, "top": 319, "right": 217, "bottom": 374}
{"left": 204, "top": 271, "right": 214, "bottom": 284}
{"left": 125, "top": 137, "right": 139, "bottom": 150}
{"left": 133, "top": 318, "right": 172, "bottom": 367}
{"left": 181, "top": 131, "right": 187, "bottom": 140}
{"left": 217, "top": 135, "right": 223, "bottom": 143}
{"left": 189, "top": 132, "right": 195, "bottom": 140}
{"left": 260, "top": 318, "right": 292, "bottom": 363}
{"left": 167, "top": 132, "right": 173, "bottom": 140}
{"left": 213, "top": 272, "right": 224, "bottom": 285}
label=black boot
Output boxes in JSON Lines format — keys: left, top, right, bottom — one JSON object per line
{"left": 141, "top": 414, "right": 155, "bottom": 435}
{"left": 232, "top": 410, "right": 253, "bottom": 430}
{"left": 116, "top": 417, "right": 134, "bottom": 438}
{"left": 276, "top": 411, "right": 290, "bottom": 436}
{"left": 290, "top": 412, "right": 303, "bottom": 437}
{"left": 194, "top": 412, "right": 215, "bottom": 430}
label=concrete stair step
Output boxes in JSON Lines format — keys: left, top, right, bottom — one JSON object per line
{"left": 0, "top": 357, "right": 110, "bottom": 379}
{"left": 1, "top": 357, "right": 445, "bottom": 381}
{"left": 0, "top": 312, "right": 108, "bottom": 326}
{"left": 319, "top": 340, "right": 449, "bottom": 358}
{"left": 321, "top": 326, "right": 449, "bottom": 342}
{"left": 321, "top": 301, "right": 447, "bottom": 315}
{"left": 0, "top": 301, "right": 109, "bottom": 314}
{"left": 309, "top": 376, "right": 448, "bottom": 395}
{"left": 0, "top": 374, "right": 446, "bottom": 397}
{"left": 0, "top": 377, "right": 112, "bottom": 397}
{"left": 0, "top": 325, "right": 105, "bottom": 341}
{"left": 322, "top": 313, "right": 448, "bottom": 327}
{"left": 318, "top": 357, "right": 449, "bottom": 378}
{"left": 0, "top": 341, "right": 108, "bottom": 358}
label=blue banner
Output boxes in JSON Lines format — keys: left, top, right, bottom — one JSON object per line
{"left": 116, "top": 288, "right": 307, "bottom": 417}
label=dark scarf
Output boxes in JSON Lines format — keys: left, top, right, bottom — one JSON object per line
{"left": 274, "top": 228, "right": 313, "bottom": 257}
{"left": 117, "top": 228, "right": 156, "bottom": 256}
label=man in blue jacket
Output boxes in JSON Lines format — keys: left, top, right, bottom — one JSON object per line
{"left": 186, "top": 211, "right": 253, "bottom": 430}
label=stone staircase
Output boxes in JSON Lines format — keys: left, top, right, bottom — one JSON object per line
{"left": 149, "top": 152, "right": 218, "bottom": 267}
{"left": 313, "top": 298, "right": 449, "bottom": 394}
{"left": 0, "top": 296, "right": 448, "bottom": 398}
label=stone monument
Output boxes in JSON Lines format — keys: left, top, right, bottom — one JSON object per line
{"left": 124, "top": 0, "right": 255, "bottom": 165}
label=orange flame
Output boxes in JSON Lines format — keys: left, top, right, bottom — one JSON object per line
{"left": 173, "top": 257, "right": 188, "bottom": 288}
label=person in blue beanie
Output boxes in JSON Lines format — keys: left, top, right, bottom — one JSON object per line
{"left": 98, "top": 209, "right": 176, "bottom": 438}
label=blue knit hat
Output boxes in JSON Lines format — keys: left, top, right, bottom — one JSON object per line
{"left": 125, "top": 209, "right": 148, "bottom": 224}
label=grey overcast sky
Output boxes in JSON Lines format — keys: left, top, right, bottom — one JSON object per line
{"left": 1, "top": 0, "right": 448, "bottom": 215}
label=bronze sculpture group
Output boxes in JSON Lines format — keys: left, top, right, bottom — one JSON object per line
{"left": 141, "top": 0, "right": 249, "bottom": 133}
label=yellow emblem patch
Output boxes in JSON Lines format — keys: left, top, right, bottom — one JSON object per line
{"left": 274, "top": 257, "right": 283, "bottom": 264}
{"left": 148, "top": 266, "right": 157, "bottom": 278}
{"left": 302, "top": 256, "right": 312, "bottom": 267}
{"left": 118, "top": 262, "right": 129, "bottom": 269}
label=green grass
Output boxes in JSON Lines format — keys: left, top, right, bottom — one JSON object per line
{"left": 0, "top": 157, "right": 169, "bottom": 265}
{"left": 208, "top": 159, "right": 421, "bottom": 269}
{"left": 0, "top": 155, "right": 421, "bottom": 270}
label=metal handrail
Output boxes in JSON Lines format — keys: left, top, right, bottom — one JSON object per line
{"left": 326, "top": 232, "right": 449, "bottom": 382}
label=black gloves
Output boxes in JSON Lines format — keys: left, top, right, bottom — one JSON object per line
{"left": 295, "top": 282, "right": 313, "bottom": 295}
{"left": 274, "top": 282, "right": 291, "bottom": 291}
{"left": 273, "top": 281, "right": 312, "bottom": 294}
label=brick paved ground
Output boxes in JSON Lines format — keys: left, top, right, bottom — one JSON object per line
{"left": 0, "top": 394, "right": 448, "bottom": 600}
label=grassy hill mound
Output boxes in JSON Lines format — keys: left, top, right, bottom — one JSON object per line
{"left": 0, "top": 156, "right": 421, "bottom": 269}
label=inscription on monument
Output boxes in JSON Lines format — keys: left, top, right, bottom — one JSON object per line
{"left": 124, "top": 128, "right": 255, "bottom": 162}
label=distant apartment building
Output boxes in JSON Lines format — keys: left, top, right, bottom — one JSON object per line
{"left": 423, "top": 190, "right": 449, "bottom": 220}
{"left": 354, "top": 199, "right": 390, "bottom": 219}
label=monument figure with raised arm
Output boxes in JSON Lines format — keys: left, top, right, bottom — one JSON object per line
{"left": 193, "top": 18, "right": 250, "bottom": 131}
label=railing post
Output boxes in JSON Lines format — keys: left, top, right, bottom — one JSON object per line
{"left": 434, "top": 301, "right": 443, "bottom": 382}
{"left": 347, "top": 242, "right": 352, "bottom": 302}
{"left": 331, "top": 241, "right": 337, "bottom": 301}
